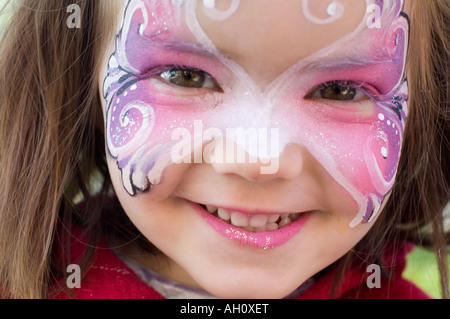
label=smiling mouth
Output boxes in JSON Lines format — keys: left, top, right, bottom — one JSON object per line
{"left": 199, "top": 204, "right": 302, "bottom": 233}
{"left": 191, "top": 201, "right": 310, "bottom": 249}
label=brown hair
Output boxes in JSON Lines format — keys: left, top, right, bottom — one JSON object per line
{"left": 0, "top": 0, "right": 448, "bottom": 299}
{"left": 334, "top": 0, "right": 450, "bottom": 298}
{"left": 0, "top": 0, "right": 119, "bottom": 298}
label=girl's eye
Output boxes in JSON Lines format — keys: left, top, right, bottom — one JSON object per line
{"left": 320, "top": 84, "right": 356, "bottom": 101}
{"left": 307, "top": 82, "right": 367, "bottom": 102}
{"left": 159, "top": 67, "right": 221, "bottom": 91}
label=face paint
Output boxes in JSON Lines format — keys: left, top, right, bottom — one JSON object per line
{"left": 103, "top": 0, "right": 409, "bottom": 227}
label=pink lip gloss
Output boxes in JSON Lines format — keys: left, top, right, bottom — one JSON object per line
{"left": 189, "top": 201, "right": 310, "bottom": 249}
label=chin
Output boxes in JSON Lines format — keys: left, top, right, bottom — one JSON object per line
{"left": 192, "top": 267, "right": 307, "bottom": 299}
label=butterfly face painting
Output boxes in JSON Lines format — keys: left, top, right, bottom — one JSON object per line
{"left": 103, "top": 0, "right": 409, "bottom": 228}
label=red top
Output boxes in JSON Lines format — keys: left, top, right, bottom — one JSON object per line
{"left": 52, "top": 228, "right": 429, "bottom": 299}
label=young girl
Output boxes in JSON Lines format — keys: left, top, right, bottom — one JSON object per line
{"left": 0, "top": 0, "right": 448, "bottom": 299}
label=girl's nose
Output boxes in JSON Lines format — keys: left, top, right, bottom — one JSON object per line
{"left": 210, "top": 143, "right": 305, "bottom": 183}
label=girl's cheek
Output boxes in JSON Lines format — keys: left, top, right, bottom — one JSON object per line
{"left": 272, "top": 78, "right": 407, "bottom": 224}
{"left": 105, "top": 73, "right": 228, "bottom": 194}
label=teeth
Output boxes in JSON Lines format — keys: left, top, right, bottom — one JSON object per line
{"left": 249, "top": 214, "right": 268, "bottom": 228}
{"left": 268, "top": 214, "right": 280, "bottom": 223}
{"left": 254, "top": 226, "right": 267, "bottom": 232}
{"left": 217, "top": 208, "right": 231, "bottom": 221}
{"left": 278, "top": 216, "right": 292, "bottom": 228}
{"left": 230, "top": 211, "right": 249, "bottom": 227}
{"left": 206, "top": 205, "right": 217, "bottom": 213}
{"left": 203, "top": 205, "right": 300, "bottom": 232}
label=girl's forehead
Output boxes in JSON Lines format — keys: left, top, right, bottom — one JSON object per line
{"left": 194, "top": 0, "right": 367, "bottom": 76}
{"left": 116, "top": 0, "right": 407, "bottom": 87}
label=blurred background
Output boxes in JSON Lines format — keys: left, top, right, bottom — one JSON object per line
{"left": 0, "top": 0, "right": 448, "bottom": 299}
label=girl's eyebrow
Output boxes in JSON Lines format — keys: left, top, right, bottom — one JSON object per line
{"left": 147, "top": 38, "right": 218, "bottom": 58}
{"left": 144, "top": 36, "right": 244, "bottom": 61}
{"left": 304, "top": 56, "right": 395, "bottom": 71}
{"left": 145, "top": 38, "right": 397, "bottom": 73}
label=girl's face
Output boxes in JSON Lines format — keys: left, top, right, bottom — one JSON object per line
{"left": 99, "top": 0, "right": 409, "bottom": 298}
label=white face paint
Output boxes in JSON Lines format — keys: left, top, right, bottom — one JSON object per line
{"left": 100, "top": 0, "right": 410, "bottom": 298}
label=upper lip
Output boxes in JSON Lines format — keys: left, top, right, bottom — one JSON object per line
{"left": 194, "top": 201, "right": 311, "bottom": 215}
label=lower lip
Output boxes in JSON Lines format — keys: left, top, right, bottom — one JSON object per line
{"left": 190, "top": 202, "right": 310, "bottom": 249}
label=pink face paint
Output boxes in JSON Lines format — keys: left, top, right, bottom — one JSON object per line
{"left": 103, "top": 0, "right": 409, "bottom": 227}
